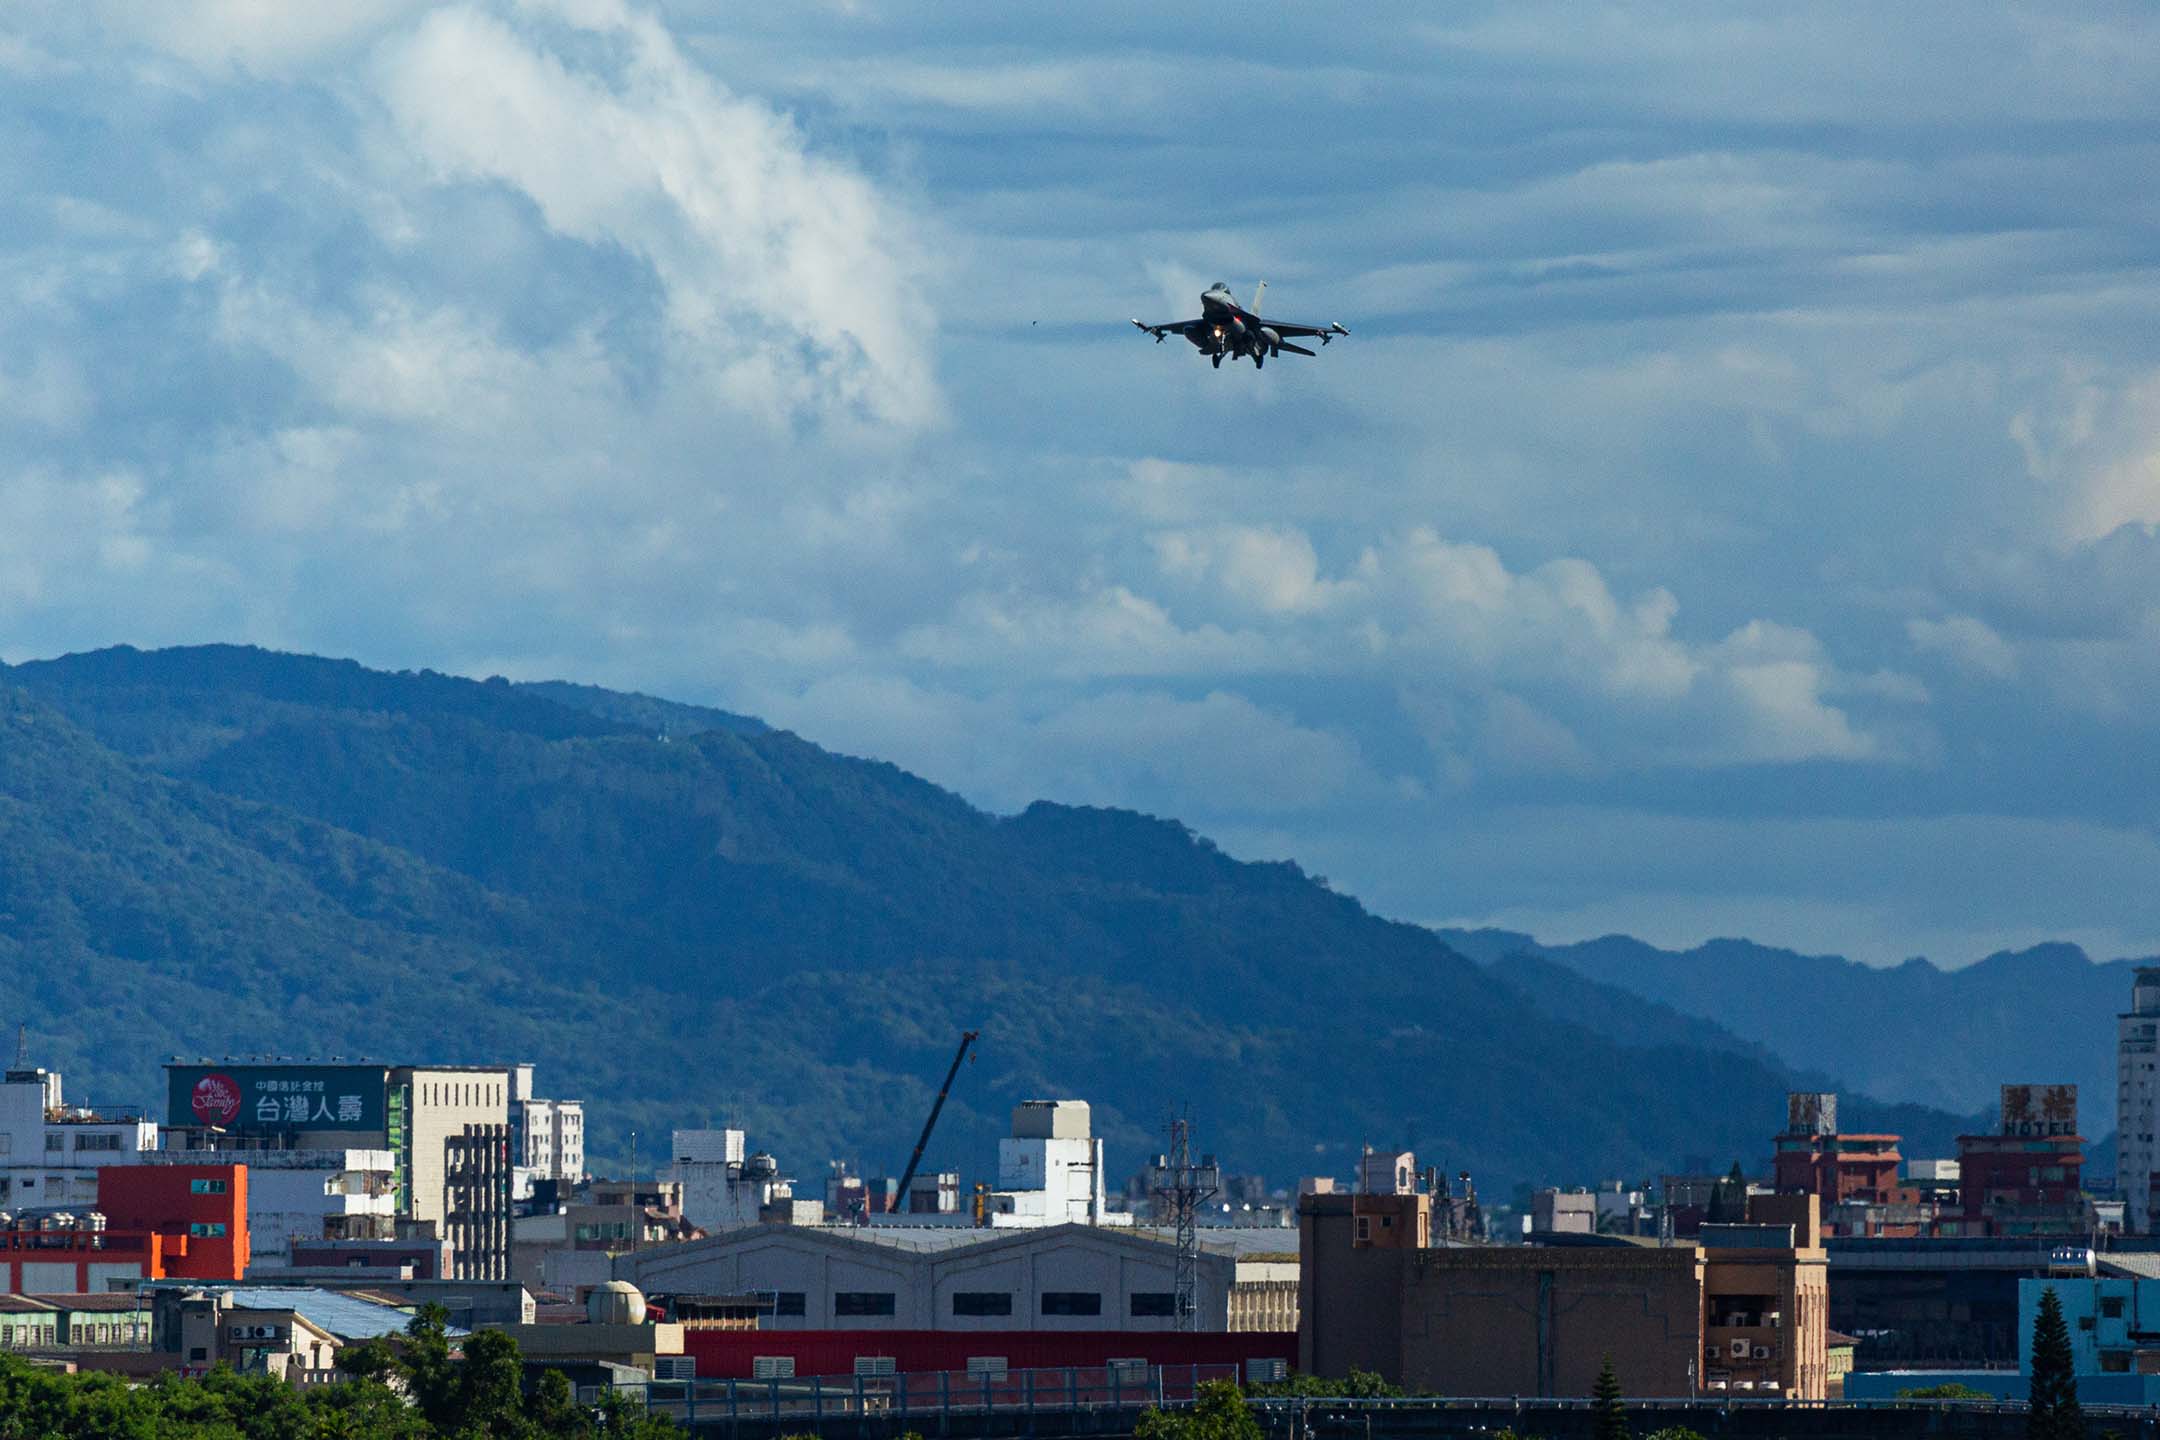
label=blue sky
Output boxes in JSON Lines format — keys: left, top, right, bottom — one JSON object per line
{"left": 4, "top": 1, "right": 2159, "bottom": 964}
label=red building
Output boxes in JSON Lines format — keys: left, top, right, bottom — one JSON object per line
{"left": 96, "top": 1165, "right": 249, "bottom": 1279}
{"left": 1, "top": 1165, "right": 247, "bottom": 1291}
{"left": 1958, "top": 1085, "right": 2084, "bottom": 1237}
{"left": 1771, "top": 1093, "right": 1917, "bottom": 1236}
{"left": 681, "top": 1328, "right": 1295, "bottom": 1381}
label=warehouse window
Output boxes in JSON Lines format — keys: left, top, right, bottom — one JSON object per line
{"left": 763, "top": 1292, "right": 806, "bottom": 1317}
{"left": 834, "top": 1292, "right": 896, "bottom": 1317}
{"left": 952, "top": 1292, "right": 1013, "bottom": 1317}
{"left": 189, "top": 1222, "right": 227, "bottom": 1238}
{"left": 190, "top": 1179, "right": 228, "bottom": 1195}
{"left": 1131, "top": 1293, "right": 1176, "bottom": 1317}
{"left": 1041, "top": 1292, "right": 1102, "bottom": 1317}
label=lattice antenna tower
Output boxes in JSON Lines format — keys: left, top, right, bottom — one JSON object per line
{"left": 1158, "top": 1111, "right": 1219, "bottom": 1331}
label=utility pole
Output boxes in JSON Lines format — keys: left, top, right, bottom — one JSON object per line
{"left": 1155, "top": 1112, "right": 1218, "bottom": 1331}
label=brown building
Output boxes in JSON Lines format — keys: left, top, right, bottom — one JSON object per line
{"left": 1300, "top": 1191, "right": 1828, "bottom": 1398}
{"left": 1773, "top": 1092, "right": 1910, "bottom": 1211}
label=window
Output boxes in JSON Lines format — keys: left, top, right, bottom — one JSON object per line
{"left": 1354, "top": 1217, "right": 1371, "bottom": 1242}
{"left": 2104, "top": 1298, "right": 2126, "bottom": 1319}
{"left": 766, "top": 1292, "right": 806, "bottom": 1317}
{"left": 190, "top": 1179, "right": 228, "bottom": 1195}
{"left": 74, "top": 1133, "right": 121, "bottom": 1152}
{"left": 2102, "top": 1351, "right": 2132, "bottom": 1373}
{"left": 189, "top": 1347, "right": 208, "bottom": 1363}
{"left": 952, "top": 1291, "right": 1013, "bottom": 1317}
{"left": 44, "top": 1135, "right": 63, "bottom": 1152}
{"left": 1041, "top": 1292, "right": 1102, "bottom": 1317}
{"left": 189, "top": 1222, "right": 228, "bottom": 1238}
{"left": 834, "top": 1292, "right": 896, "bottom": 1317}
{"left": 1131, "top": 1293, "right": 1177, "bottom": 1318}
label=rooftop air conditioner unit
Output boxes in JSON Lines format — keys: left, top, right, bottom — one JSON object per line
{"left": 1753, "top": 1345, "right": 1772, "bottom": 1360}
{"left": 1730, "top": 1339, "right": 1749, "bottom": 1358}
{"left": 653, "top": 1357, "right": 696, "bottom": 1381}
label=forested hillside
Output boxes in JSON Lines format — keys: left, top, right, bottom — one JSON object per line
{"left": 0, "top": 644, "right": 1968, "bottom": 1191}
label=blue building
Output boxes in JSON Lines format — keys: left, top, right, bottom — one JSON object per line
{"left": 1847, "top": 1274, "right": 2160, "bottom": 1405}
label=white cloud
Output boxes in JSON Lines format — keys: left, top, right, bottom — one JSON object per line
{"left": 1908, "top": 613, "right": 2018, "bottom": 679}
{"left": 371, "top": 3, "right": 941, "bottom": 430}
{"left": 2011, "top": 370, "right": 2160, "bottom": 542}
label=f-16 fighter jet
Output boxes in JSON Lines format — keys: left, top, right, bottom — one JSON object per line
{"left": 1132, "top": 281, "right": 1350, "bottom": 369}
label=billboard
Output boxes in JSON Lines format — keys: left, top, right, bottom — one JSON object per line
{"left": 1786, "top": 1092, "right": 1838, "bottom": 1137}
{"left": 2000, "top": 1083, "right": 2078, "bottom": 1138}
{"left": 165, "top": 1065, "right": 389, "bottom": 1135}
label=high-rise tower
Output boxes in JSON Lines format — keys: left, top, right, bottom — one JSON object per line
{"left": 2118, "top": 967, "right": 2160, "bottom": 1232}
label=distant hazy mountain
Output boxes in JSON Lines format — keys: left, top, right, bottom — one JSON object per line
{"left": 0, "top": 644, "right": 1973, "bottom": 1192}
{"left": 1443, "top": 926, "right": 2142, "bottom": 1126}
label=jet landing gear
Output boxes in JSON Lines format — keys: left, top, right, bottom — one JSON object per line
{"left": 1211, "top": 352, "right": 1222, "bottom": 369}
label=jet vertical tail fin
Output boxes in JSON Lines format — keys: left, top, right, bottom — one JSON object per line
{"left": 1250, "top": 281, "right": 1266, "bottom": 318}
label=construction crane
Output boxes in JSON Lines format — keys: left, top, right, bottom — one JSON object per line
{"left": 891, "top": 1029, "right": 979, "bottom": 1216}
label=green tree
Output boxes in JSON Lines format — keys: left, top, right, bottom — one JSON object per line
{"left": 400, "top": 1304, "right": 460, "bottom": 1434}
{"left": 528, "top": 1370, "right": 588, "bottom": 1440}
{"left": 2029, "top": 1286, "right": 2083, "bottom": 1440}
{"left": 1642, "top": 1430, "right": 1707, "bottom": 1440}
{"left": 1135, "top": 1379, "right": 1266, "bottom": 1440}
{"left": 1245, "top": 1369, "right": 1405, "bottom": 1399}
{"left": 1898, "top": 1382, "right": 1992, "bottom": 1400}
{"left": 452, "top": 1326, "right": 532, "bottom": 1438}
{"left": 1592, "top": 1356, "right": 1629, "bottom": 1440}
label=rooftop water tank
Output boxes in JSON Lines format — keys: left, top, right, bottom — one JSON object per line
{"left": 587, "top": 1280, "right": 647, "bottom": 1326}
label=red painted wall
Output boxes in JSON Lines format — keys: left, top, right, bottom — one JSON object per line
{"left": 97, "top": 1165, "right": 249, "bottom": 1279}
{"left": 683, "top": 1328, "right": 1297, "bottom": 1380}
{"left": 0, "top": 1229, "right": 165, "bottom": 1290}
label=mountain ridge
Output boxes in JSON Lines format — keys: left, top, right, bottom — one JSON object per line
{"left": 0, "top": 644, "right": 1982, "bottom": 1192}
{"left": 1440, "top": 926, "right": 2147, "bottom": 1125}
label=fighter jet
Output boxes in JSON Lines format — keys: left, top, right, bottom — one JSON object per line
{"left": 1131, "top": 282, "right": 1350, "bottom": 370}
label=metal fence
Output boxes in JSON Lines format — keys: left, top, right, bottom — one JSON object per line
{"left": 596, "top": 1361, "right": 1244, "bottom": 1429}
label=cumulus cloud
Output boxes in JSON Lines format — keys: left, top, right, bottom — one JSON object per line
{"left": 2011, "top": 370, "right": 2160, "bottom": 542}
{"left": 371, "top": 3, "right": 941, "bottom": 431}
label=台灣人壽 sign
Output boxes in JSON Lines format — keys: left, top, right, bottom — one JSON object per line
{"left": 165, "top": 1065, "right": 389, "bottom": 1134}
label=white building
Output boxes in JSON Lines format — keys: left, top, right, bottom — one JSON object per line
{"left": 616, "top": 1221, "right": 1233, "bottom": 1330}
{"left": 673, "top": 1129, "right": 806, "bottom": 1231}
{"left": 988, "top": 1101, "right": 1122, "bottom": 1227}
{"left": 2120, "top": 967, "right": 2160, "bottom": 1233}
{"left": 147, "top": 1143, "right": 399, "bottom": 1271}
{"left": 0, "top": 1064, "right": 158, "bottom": 1211}
{"left": 508, "top": 1065, "right": 584, "bottom": 1200}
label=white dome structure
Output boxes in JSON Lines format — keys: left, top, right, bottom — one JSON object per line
{"left": 587, "top": 1279, "right": 647, "bottom": 1326}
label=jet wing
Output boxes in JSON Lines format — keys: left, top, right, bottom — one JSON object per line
{"left": 1239, "top": 311, "right": 1351, "bottom": 342}
{"left": 1131, "top": 317, "right": 1204, "bottom": 341}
